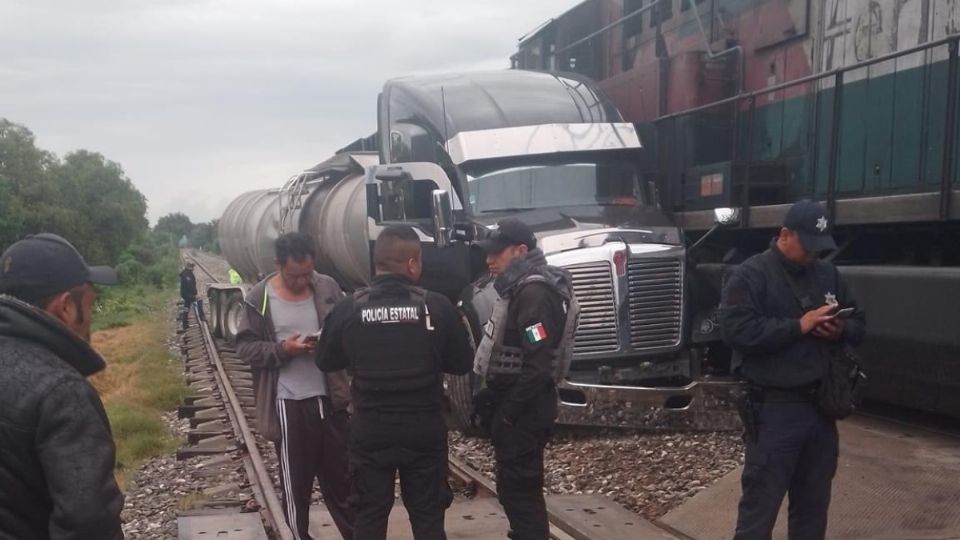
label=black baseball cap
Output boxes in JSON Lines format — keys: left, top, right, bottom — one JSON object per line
{"left": 0, "top": 233, "right": 118, "bottom": 300}
{"left": 783, "top": 199, "right": 837, "bottom": 253}
{"left": 479, "top": 218, "right": 537, "bottom": 254}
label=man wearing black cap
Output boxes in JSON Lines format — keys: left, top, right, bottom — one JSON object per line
{"left": 721, "top": 200, "right": 866, "bottom": 540}
{"left": 0, "top": 233, "right": 124, "bottom": 540}
{"left": 474, "top": 218, "right": 576, "bottom": 540}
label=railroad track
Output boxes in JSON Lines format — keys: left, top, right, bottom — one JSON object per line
{"left": 177, "top": 251, "right": 653, "bottom": 540}
{"left": 177, "top": 253, "right": 294, "bottom": 540}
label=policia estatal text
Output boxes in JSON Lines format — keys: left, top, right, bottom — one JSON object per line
{"left": 316, "top": 225, "right": 473, "bottom": 540}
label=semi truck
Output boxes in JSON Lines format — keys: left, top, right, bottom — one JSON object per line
{"left": 513, "top": 0, "right": 960, "bottom": 418}
{"left": 209, "top": 70, "right": 743, "bottom": 431}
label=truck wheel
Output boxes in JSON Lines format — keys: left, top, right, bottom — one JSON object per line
{"left": 222, "top": 292, "right": 244, "bottom": 344}
{"left": 207, "top": 291, "right": 221, "bottom": 337}
{"left": 445, "top": 372, "right": 483, "bottom": 437}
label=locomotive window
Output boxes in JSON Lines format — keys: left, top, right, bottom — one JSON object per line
{"left": 623, "top": 0, "right": 644, "bottom": 38}
{"left": 650, "top": 0, "right": 673, "bottom": 26}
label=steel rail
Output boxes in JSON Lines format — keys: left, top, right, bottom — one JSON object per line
{"left": 194, "top": 296, "right": 294, "bottom": 540}
{"left": 185, "top": 251, "right": 218, "bottom": 282}
{"left": 197, "top": 316, "right": 293, "bottom": 539}
{"left": 447, "top": 455, "right": 579, "bottom": 540}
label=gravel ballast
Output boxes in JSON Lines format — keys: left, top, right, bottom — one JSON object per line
{"left": 450, "top": 428, "right": 743, "bottom": 520}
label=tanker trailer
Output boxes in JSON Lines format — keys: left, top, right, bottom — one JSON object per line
{"left": 210, "top": 69, "right": 742, "bottom": 431}
{"left": 208, "top": 152, "right": 378, "bottom": 342}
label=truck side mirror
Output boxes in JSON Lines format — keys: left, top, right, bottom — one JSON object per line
{"left": 713, "top": 207, "right": 741, "bottom": 226}
{"left": 432, "top": 189, "right": 454, "bottom": 248}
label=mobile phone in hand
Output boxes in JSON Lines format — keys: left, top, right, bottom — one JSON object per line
{"left": 301, "top": 330, "right": 322, "bottom": 343}
{"left": 832, "top": 307, "right": 855, "bottom": 319}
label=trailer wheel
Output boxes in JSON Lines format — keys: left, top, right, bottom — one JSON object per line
{"left": 222, "top": 292, "right": 244, "bottom": 344}
{"left": 207, "top": 291, "right": 221, "bottom": 337}
{"left": 445, "top": 372, "right": 483, "bottom": 437}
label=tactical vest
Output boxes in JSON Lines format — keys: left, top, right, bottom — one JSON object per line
{"left": 350, "top": 285, "right": 439, "bottom": 393}
{"left": 473, "top": 268, "right": 580, "bottom": 383}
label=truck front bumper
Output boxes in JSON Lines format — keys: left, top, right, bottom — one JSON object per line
{"left": 556, "top": 378, "right": 744, "bottom": 431}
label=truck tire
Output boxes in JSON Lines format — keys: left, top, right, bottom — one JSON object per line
{"left": 207, "top": 291, "right": 221, "bottom": 337}
{"left": 222, "top": 292, "right": 244, "bottom": 344}
{"left": 445, "top": 372, "right": 483, "bottom": 437}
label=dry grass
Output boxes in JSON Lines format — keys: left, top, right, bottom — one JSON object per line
{"left": 89, "top": 290, "right": 187, "bottom": 486}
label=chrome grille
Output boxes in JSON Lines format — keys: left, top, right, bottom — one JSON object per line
{"left": 564, "top": 262, "right": 619, "bottom": 354}
{"left": 627, "top": 258, "right": 683, "bottom": 350}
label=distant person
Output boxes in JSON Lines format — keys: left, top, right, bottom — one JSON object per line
{"left": 228, "top": 267, "right": 242, "bottom": 285}
{"left": 721, "top": 200, "right": 866, "bottom": 540}
{"left": 236, "top": 232, "right": 354, "bottom": 540}
{"left": 316, "top": 225, "right": 473, "bottom": 540}
{"left": 0, "top": 233, "right": 124, "bottom": 539}
{"left": 179, "top": 261, "right": 206, "bottom": 329}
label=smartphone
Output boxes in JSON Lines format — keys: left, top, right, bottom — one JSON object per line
{"left": 832, "top": 307, "right": 855, "bottom": 319}
{"left": 300, "top": 330, "right": 322, "bottom": 343}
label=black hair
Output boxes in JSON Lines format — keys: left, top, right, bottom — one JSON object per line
{"left": 373, "top": 225, "right": 421, "bottom": 272}
{"left": 274, "top": 232, "right": 316, "bottom": 266}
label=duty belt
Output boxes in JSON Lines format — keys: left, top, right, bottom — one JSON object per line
{"left": 748, "top": 383, "right": 817, "bottom": 403}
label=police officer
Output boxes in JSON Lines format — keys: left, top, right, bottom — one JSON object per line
{"left": 316, "top": 225, "right": 473, "bottom": 540}
{"left": 721, "top": 200, "right": 866, "bottom": 540}
{"left": 474, "top": 219, "right": 577, "bottom": 540}
{"left": 179, "top": 261, "right": 205, "bottom": 329}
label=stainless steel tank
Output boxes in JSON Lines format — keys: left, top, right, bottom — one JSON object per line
{"left": 217, "top": 153, "right": 377, "bottom": 289}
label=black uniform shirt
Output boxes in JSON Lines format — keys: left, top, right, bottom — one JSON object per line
{"left": 721, "top": 242, "right": 866, "bottom": 388}
{"left": 487, "top": 281, "right": 566, "bottom": 423}
{"left": 316, "top": 274, "right": 473, "bottom": 413}
{"left": 179, "top": 269, "right": 197, "bottom": 300}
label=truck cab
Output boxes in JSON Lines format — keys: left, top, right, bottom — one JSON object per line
{"left": 365, "top": 71, "right": 741, "bottom": 430}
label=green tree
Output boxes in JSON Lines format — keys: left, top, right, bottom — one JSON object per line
{"left": 0, "top": 119, "right": 149, "bottom": 266}
{"left": 154, "top": 213, "right": 194, "bottom": 245}
{"left": 48, "top": 150, "right": 149, "bottom": 264}
{"left": 188, "top": 221, "right": 215, "bottom": 250}
{"left": 0, "top": 120, "right": 56, "bottom": 249}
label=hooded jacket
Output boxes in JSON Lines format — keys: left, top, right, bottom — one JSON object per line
{"left": 235, "top": 272, "right": 351, "bottom": 441}
{"left": 0, "top": 295, "right": 124, "bottom": 540}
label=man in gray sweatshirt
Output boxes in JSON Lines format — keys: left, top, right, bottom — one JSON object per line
{"left": 236, "top": 232, "right": 353, "bottom": 540}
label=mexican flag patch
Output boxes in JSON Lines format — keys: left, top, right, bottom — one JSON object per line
{"left": 525, "top": 322, "right": 548, "bottom": 343}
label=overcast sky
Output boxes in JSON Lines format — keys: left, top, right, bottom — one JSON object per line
{"left": 1, "top": 0, "right": 576, "bottom": 224}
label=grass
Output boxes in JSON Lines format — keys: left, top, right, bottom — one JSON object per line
{"left": 89, "top": 285, "right": 188, "bottom": 486}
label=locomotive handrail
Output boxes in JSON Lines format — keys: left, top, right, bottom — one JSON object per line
{"left": 655, "top": 33, "right": 960, "bottom": 225}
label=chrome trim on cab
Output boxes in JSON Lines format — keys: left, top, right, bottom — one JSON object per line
{"left": 446, "top": 123, "right": 642, "bottom": 164}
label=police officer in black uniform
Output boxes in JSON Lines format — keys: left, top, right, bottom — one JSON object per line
{"left": 475, "top": 219, "right": 574, "bottom": 540}
{"left": 179, "top": 261, "right": 204, "bottom": 330}
{"left": 316, "top": 225, "right": 473, "bottom": 540}
{"left": 721, "top": 200, "right": 866, "bottom": 540}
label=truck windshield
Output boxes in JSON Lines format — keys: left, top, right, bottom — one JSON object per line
{"left": 466, "top": 161, "right": 642, "bottom": 213}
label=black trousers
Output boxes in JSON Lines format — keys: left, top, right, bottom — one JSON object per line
{"left": 275, "top": 397, "right": 354, "bottom": 540}
{"left": 181, "top": 296, "right": 206, "bottom": 328}
{"left": 733, "top": 400, "right": 839, "bottom": 540}
{"left": 349, "top": 410, "right": 452, "bottom": 540}
{"left": 490, "top": 392, "right": 556, "bottom": 540}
